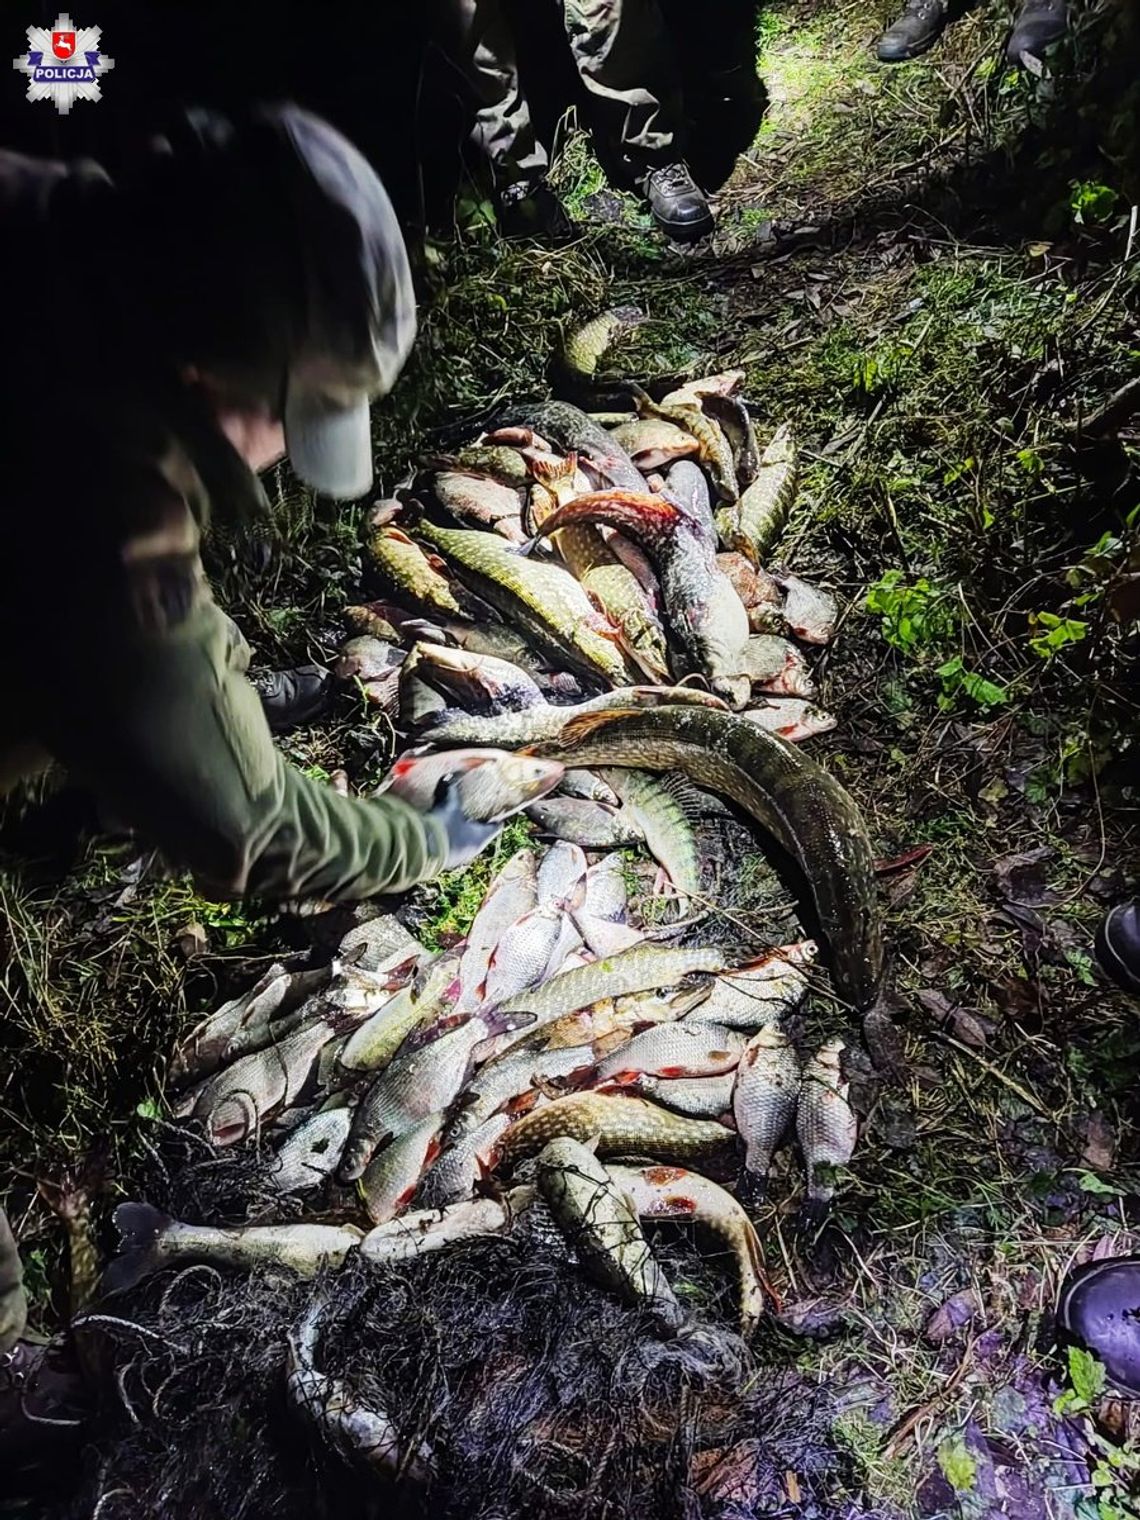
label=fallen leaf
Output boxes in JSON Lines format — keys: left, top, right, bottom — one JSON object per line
{"left": 176, "top": 921, "right": 208, "bottom": 959}
{"left": 1079, "top": 1110, "right": 1116, "bottom": 1171}
{"left": 1027, "top": 241, "right": 1052, "bottom": 257}
{"left": 925, "top": 1288, "right": 982, "bottom": 1345}
{"left": 875, "top": 844, "right": 936, "bottom": 874}
{"left": 991, "top": 846, "right": 1057, "bottom": 905}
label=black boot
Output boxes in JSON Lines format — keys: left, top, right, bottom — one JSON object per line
{"left": 496, "top": 179, "right": 574, "bottom": 242}
{"left": 1057, "top": 1258, "right": 1140, "bottom": 1397}
{"left": 0, "top": 1337, "right": 90, "bottom": 1486}
{"left": 877, "top": 0, "right": 949, "bottom": 61}
{"left": 251, "top": 663, "right": 333, "bottom": 734}
{"left": 643, "top": 163, "right": 715, "bottom": 243}
{"left": 1095, "top": 899, "right": 1140, "bottom": 998}
{"left": 1007, "top": 0, "right": 1067, "bottom": 63}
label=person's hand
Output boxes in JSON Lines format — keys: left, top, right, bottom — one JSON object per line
{"left": 426, "top": 779, "right": 502, "bottom": 871}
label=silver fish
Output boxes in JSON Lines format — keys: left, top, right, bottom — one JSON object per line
{"left": 170, "top": 963, "right": 293, "bottom": 1086}
{"left": 537, "top": 841, "right": 588, "bottom": 906}
{"left": 740, "top": 634, "right": 816, "bottom": 697}
{"left": 337, "top": 915, "right": 424, "bottom": 973}
{"left": 359, "top": 1190, "right": 535, "bottom": 1267}
{"left": 527, "top": 797, "right": 644, "bottom": 848}
{"left": 536, "top": 1137, "right": 684, "bottom": 1333}
{"left": 733, "top": 1024, "right": 801, "bottom": 1206}
{"left": 269, "top": 1104, "right": 355, "bottom": 1195}
{"left": 339, "top": 1018, "right": 489, "bottom": 1181}
{"left": 189, "top": 1019, "right": 341, "bottom": 1147}
{"left": 378, "top": 749, "right": 564, "bottom": 822}
{"left": 407, "top": 641, "right": 547, "bottom": 715}
{"left": 796, "top": 1037, "right": 857, "bottom": 1219}
{"left": 559, "top": 769, "right": 619, "bottom": 805}
{"left": 594, "top": 1021, "right": 745, "bottom": 1083}
{"left": 690, "top": 943, "right": 816, "bottom": 1031}
{"left": 451, "top": 1041, "right": 599, "bottom": 1134}
{"left": 455, "top": 848, "right": 538, "bottom": 1012}
{"left": 359, "top": 1114, "right": 446, "bottom": 1225}
{"left": 415, "top": 1112, "right": 512, "bottom": 1209}
{"left": 743, "top": 699, "right": 836, "bottom": 743}
{"left": 481, "top": 905, "right": 567, "bottom": 1010}
{"left": 629, "top": 1070, "right": 736, "bottom": 1118}
{"left": 776, "top": 574, "right": 839, "bottom": 645}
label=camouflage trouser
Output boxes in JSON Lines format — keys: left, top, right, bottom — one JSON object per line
{"left": 443, "top": 0, "right": 683, "bottom": 188}
{"left": 0, "top": 1210, "right": 27, "bottom": 1355}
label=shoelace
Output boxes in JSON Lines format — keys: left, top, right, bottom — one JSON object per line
{"left": 652, "top": 163, "right": 696, "bottom": 195}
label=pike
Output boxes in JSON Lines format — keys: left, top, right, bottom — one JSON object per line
{"left": 501, "top": 1092, "right": 734, "bottom": 1166}
{"left": 359, "top": 1189, "right": 535, "bottom": 1266}
{"left": 595, "top": 767, "right": 703, "bottom": 905}
{"left": 419, "top": 684, "right": 728, "bottom": 749}
{"left": 529, "top": 706, "right": 884, "bottom": 1010}
{"left": 663, "top": 458, "right": 715, "bottom": 542}
{"left": 337, "top": 951, "right": 461, "bottom": 1074}
{"left": 365, "top": 504, "right": 471, "bottom": 619}
{"left": 609, "top": 1164, "right": 770, "bottom": 1336}
{"left": 527, "top": 490, "right": 750, "bottom": 706}
{"left": 501, "top": 400, "right": 648, "bottom": 493}
{"left": 536, "top": 1137, "right": 684, "bottom": 1333}
{"left": 732, "top": 422, "right": 797, "bottom": 562}
{"left": 633, "top": 385, "right": 738, "bottom": 503}
{"left": 416, "top": 518, "right": 635, "bottom": 685}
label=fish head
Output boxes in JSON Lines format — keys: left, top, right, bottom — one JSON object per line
{"left": 712, "top": 673, "right": 752, "bottom": 710}
{"left": 814, "top": 1038, "right": 846, "bottom": 1072}
{"left": 498, "top": 756, "right": 565, "bottom": 805}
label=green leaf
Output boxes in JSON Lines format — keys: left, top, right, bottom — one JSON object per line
{"left": 136, "top": 1098, "right": 162, "bottom": 1121}
{"left": 1078, "top": 1172, "right": 1118, "bottom": 1195}
{"left": 937, "top": 1437, "right": 977, "bottom": 1492}
{"left": 1069, "top": 1345, "right": 1107, "bottom": 1405}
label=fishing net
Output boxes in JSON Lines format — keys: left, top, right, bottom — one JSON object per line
{"left": 52, "top": 1145, "right": 878, "bottom": 1520}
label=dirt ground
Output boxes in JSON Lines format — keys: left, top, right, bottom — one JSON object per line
{"left": 1, "top": 0, "right": 1138, "bottom": 1514}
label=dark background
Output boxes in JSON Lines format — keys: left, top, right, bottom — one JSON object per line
{"left": 1, "top": 0, "right": 762, "bottom": 221}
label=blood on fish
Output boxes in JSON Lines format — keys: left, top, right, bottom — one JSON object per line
{"left": 644, "top": 1166, "right": 686, "bottom": 1184}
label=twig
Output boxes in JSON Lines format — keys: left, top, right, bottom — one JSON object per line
{"left": 883, "top": 1335, "right": 976, "bottom": 1456}
{"left": 927, "top": 1031, "right": 1052, "bottom": 1119}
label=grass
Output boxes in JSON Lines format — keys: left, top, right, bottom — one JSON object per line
{"left": 2, "top": 0, "right": 1140, "bottom": 1510}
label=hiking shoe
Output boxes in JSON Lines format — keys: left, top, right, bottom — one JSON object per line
{"left": 1057, "top": 1257, "right": 1140, "bottom": 1397}
{"left": 0, "top": 1337, "right": 90, "bottom": 1479}
{"left": 1007, "top": 0, "right": 1068, "bottom": 63}
{"left": 877, "top": 0, "right": 949, "bottom": 61}
{"left": 643, "top": 163, "right": 715, "bottom": 243}
{"left": 497, "top": 179, "right": 574, "bottom": 242}
{"left": 1095, "top": 900, "right": 1140, "bottom": 998}
{"left": 251, "top": 663, "right": 333, "bottom": 733}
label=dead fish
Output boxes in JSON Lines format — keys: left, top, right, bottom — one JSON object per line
{"left": 733, "top": 1025, "right": 801, "bottom": 1206}
{"left": 416, "top": 1112, "right": 512, "bottom": 1209}
{"left": 559, "top": 769, "right": 619, "bottom": 805}
{"left": 342, "top": 602, "right": 401, "bottom": 642}
{"left": 664, "top": 459, "right": 715, "bottom": 541}
{"left": 715, "top": 551, "right": 786, "bottom": 634}
{"left": 580, "top": 852, "right": 630, "bottom": 921}
{"left": 421, "top": 685, "right": 728, "bottom": 749}
{"left": 629, "top": 1071, "right": 736, "bottom": 1119}
{"left": 543, "top": 983, "right": 711, "bottom": 1048}
{"left": 270, "top": 1105, "right": 355, "bottom": 1195}
{"left": 595, "top": 768, "right": 703, "bottom": 905}
{"left": 536, "top": 1137, "right": 684, "bottom": 1333}
{"left": 190, "top": 1019, "right": 343, "bottom": 1147}
{"left": 740, "top": 635, "right": 816, "bottom": 697}
{"left": 594, "top": 1021, "right": 746, "bottom": 1083}
{"left": 701, "top": 393, "right": 761, "bottom": 490}
{"left": 359, "top": 1114, "right": 446, "bottom": 1225}
{"left": 502, "top": 1092, "right": 734, "bottom": 1166}
{"left": 365, "top": 506, "right": 471, "bottom": 620}
{"left": 503, "top": 401, "right": 648, "bottom": 494}
{"left": 558, "top": 306, "right": 648, "bottom": 385}
{"left": 451, "top": 443, "right": 532, "bottom": 487}
{"left": 360, "top": 1190, "right": 534, "bottom": 1266}
{"left": 104, "top": 1203, "right": 362, "bottom": 1292}
{"left": 38, "top": 1169, "right": 102, "bottom": 1314}
{"left": 573, "top": 914, "right": 644, "bottom": 959}
{"left": 337, "top": 915, "right": 424, "bottom": 974}
{"left": 405, "top": 641, "right": 546, "bottom": 715}
{"left": 734, "top": 423, "right": 797, "bottom": 561}
{"left": 690, "top": 942, "right": 816, "bottom": 1031}
{"left": 634, "top": 386, "right": 738, "bottom": 504}
{"left": 527, "top": 797, "right": 644, "bottom": 848}
{"left": 609, "top": 417, "right": 701, "bottom": 471}
{"left": 796, "top": 1038, "right": 857, "bottom": 1221}
{"left": 339, "top": 1018, "right": 490, "bottom": 1182}
{"left": 334, "top": 635, "right": 401, "bottom": 685}
{"left": 481, "top": 905, "right": 569, "bottom": 1009}
{"left": 660, "top": 372, "right": 746, "bottom": 404}
{"left": 378, "top": 749, "right": 564, "bottom": 822}
{"left": 743, "top": 699, "right": 837, "bottom": 743}
{"left": 453, "top": 1040, "right": 599, "bottom": 1133}
{"left": 537, "top": 840, "right": 588, "bottom": 906}
{"left": 337, "top": 952, "right": 459, "bottom": 1074}
{"left": 776, "top": 574, "right": 839, "bottom": 645}
{"left": 170, "top": 963, "right": 295, "bottom": 1087}
{"left": 529, "top": 491, "right": 750, "bottom": 706}
{"left": 455, "top": 848, "right": 538, "bottom": 1013}
{"left": 431, "top": 469, "right": 525, "bottom": 542}
{"left": 288, "top": 1287, "right": 427, "bottom": 1477}
{"left": 608, "top": 1163, "right": 768, "bottom": 1337}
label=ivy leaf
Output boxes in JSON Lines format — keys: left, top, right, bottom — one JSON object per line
{"left": 937, "top": 1437, "right": 977, "bottom": 1492}
{"left": 1069, "top": 1346, "right": 1107, "bottom": 1405}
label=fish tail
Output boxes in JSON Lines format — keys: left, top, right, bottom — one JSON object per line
{"left": 738, "top": 1213, "right": 782, "bottom": 1312}
{"left": 796, "top": 1195, "right": 832, "bottom": 1231}
{"left": 527, "top": 451, "right": 579, "bottom": 487}
{"left": 102, "top": 1202, "right": 169, "bottom": 1294}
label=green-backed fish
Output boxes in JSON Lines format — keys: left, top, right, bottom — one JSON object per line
{"left": 595, "top": 767, "right": 703, "bottom": 905}
{"left": 537, "top": 1136, "right": 684, "bottom": 1333}
{"left": 609, "top": 418, "right": 700, "bottom": 472}
{"left": 365, "top": 506, "right": 470, "bottom": 619}
{"left": 733, "top": 423, "right": 797, "bottom": 562}
{"left": 634, "top": 386, "right": 738, "bottom": 504}
{"left": 501, "top": 1091, "right": 734, "bottom": 1166}
{"left": 416, "top": 518, "right": 635, "bottom": 685}
{"left": 608, "top": 1164, "right": 769, "bottom": 1337}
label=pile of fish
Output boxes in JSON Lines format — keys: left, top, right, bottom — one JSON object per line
{"left": 342, "top": 370, "right": 839, "bottom": 747}
{"left": 119, "top": 852, "right": 858, "bottom": 1361}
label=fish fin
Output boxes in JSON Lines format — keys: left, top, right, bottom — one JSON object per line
{"left": 527, "top": 451, "right": 579, "bottom": 487}
{"left": 102, "top": 1202, "right": 169, "bottom": 1295}
{"left": 530, "top": 708, "right": 641, "bottom": 754}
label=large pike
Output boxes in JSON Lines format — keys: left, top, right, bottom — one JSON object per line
{"left": 503, "top": 400, "right": 648, "bottom": 492}
{"left": 365, "top": 505, "right": 471, "bottom": 620}
{"left": 500, "top": 1092, "right": 734, "bottom": 1166}
{"left": 530, "top": 707, "right": 884, "bottom": 1010}
{"left": 416, "top": 518, "right": 634, "bottom": 685}
{"left": 609, "top": 1164, "right": 769, "bottom": 1337}
{"left": 529, "top": 491, "right": 750, "bottom": 706}
{"left": 536, "top": 1137, "right": 684, "bottom": 1333}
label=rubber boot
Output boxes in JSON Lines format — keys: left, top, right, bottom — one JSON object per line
{"left": 496, "top": 179, "right": 574, "bottom": 242}
{"left": 251, "top": 663, "right": 333, "bottom": 734}
{"left": 1057, "top": 1257, "right": 1140, "bottom": 1397}
{"left": 1007, "top": 0, "right": 1067, "bottom": 63}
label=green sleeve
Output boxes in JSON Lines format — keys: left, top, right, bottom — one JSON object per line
{"left": 34, "top": 581, "right": 448, "bottom": 904}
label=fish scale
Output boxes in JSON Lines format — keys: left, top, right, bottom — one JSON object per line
{"left": 500, "top": 1092, "right": 734, "bottom": 1166}
{"left": 732, "top": 1025, "right": 801, "bottom": 1202}
{"left": 594, "top": 1021, "right": 746, "bottom": 1083}
{"left": 796, "top": 1038, "right": 857, "bottom": 1216}
{"left": 595, "top": 767, "right": 704, "bottom": 904}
